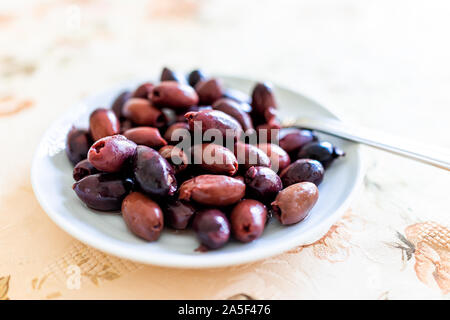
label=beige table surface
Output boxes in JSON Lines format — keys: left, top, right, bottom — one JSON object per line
{"left": 0, "top": 0, "right": 449, "bottom": 300}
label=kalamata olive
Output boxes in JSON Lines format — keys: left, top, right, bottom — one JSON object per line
{"left": 230, "top": 199, "right": 267, "bottom": 243}
{"left": 163, "top": 200, "right": 196, "bottom": 230}
{"left": 66, "top": 127, "right": 92, "bottom": 165}
{"left": 123, "top": 127, "right": 167, "bottom": 149}
{"left": 185, "top": 110, "right": 243, "bottom": 140}
{"left": 191, "top": 143, "right": 238, "bottom": 175}
{"left": 164, "top": 122, "right": 190, "bottom": 144}
{"left": 73, "top": 173, "right": 133, "bottom": 211}
{"left": 279, "top": 128, "right": 317, "bottom": 154}
{"left": 192, "top": 209, "right": 230, "bottom": 249}
{"left": 195, "top": 78, "right": 224, "bottom": 105}
{"left": 122, "top": 192, "right": 163, "bottom": 241}
{"left": 111, "top": 91, "right": 132, "bottom": 118}
{"left": 133, "top": 145, "right": 177, "bottom": 197}
{"left": 280, "top": 159, "right": 324, "bottom": 187}
{"left": 161, "top": 67, "right": 185, "bottom": 83}
{"left": 88, "top": 135, "right": 137, "bottom": 173}
{"left": 187, "top": 69, "right": 206, "bottom": 87}
{"left": 132, "top": 82, "right": 154, "bottom": 99}
{"left": 179, "top": 175, "right": 245, "bottom": 206}
{"left": 257, "top": 143, "right": 290, "bottom": 173}
{"left": 255, "top": 121, "right": 281, "bottom": 143}
{"left": 212, "top": 98, "right": 254, "bottom": 132}
{"left": 120, "top": 119, "right": 134, "bottom": 133}
{"left": 244, "top": 166, "right": 282, "bottom": 201}
{"left": 151, "top": 81, "right": 199, "bottom": 109}
{"left": 251, "top": 82, "right": 277, "bottom": 124}
{"left": 89, "top": 108, "right": 120, "bottom": 141}
{"left": 297, "top": 141, "right": 345, "bottom": 168}
{"left": 234, "top": 142, "right": 271, "bottom": 170}
{"left": 271, "top": 182, "right": 319, "bottom": 225}
{"left": 159, "top": 145, "right": 189, "bottom": 174}
{"left": 73, "top": 159, "right": 99, "bottom": 181}
{"left": 122, "top": 98, "right": 167, "bottom": 127}
{"left": 222, "top": 88, "right": 251, "bottom": 106}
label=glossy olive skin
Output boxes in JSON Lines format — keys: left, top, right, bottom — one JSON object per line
{"left": 163, "top": 200, "right": 196, "bottom": 230}
{"left": 73, "top": 159, "right": 99, "bottom": 181}
{"left": 230, "top": 199, "right": 267, "bottom": 243}
{"left": 251, "top": 82, "right": 277, "bottom": 124}
{"left": 297, "top": 141, "right": 345, "bottom": 168}
{"left": 122, "top": 98, "right": 167, "bottom": 127}
{"left": 179, "top": 175, "right": 246, "bottom": 206}
{"left": 244, "top": 166, "right": 282, "bottom": 201}
{"left": 89, "top": 108, "right": 120, "bottom": 141}
{"left": 187, "top": 69, "right": 206, "bottom": 87}
{"left": 280, "top": 159, "right": 324, "bottom": 187}
{"left": 123, "top": 127, "right": 167, "bottom": 149}
{"left": 234, "top": 142, "right": 271, "bottom": 170}
{"left": 122, "top": 192, "right": 164, "bottom": 241}
{"left": 195, "top": 78, "right": 224, "bottom": 105}
{"left": 73, "top": 173, "right": 133, "bottom": 211}
{"left": 271, "top": 182, "right": 319, "bottom": 225}
{"left": 159, "top": 145, "right": 189, "bottom": 174}
{"left": 132, "top": 82, "right": 154, "bottom": 99}
{"left": 192, "top": 209, "right": 230, "bottom": 249}
{"left": 88, "top": 135, "right": 137, "bottom": 173}
{"left": 257, "top": 143, "right": 291, "bottom": 173}
{"left": 163, "top": 122, "right": 191, "bottom": 144}
{"left": 279, "top": 128, "right": 317, "bottom": 154}
{"left": 191, "top": 143, "right": 238, "bottom": 175}
{"left": 66, "top": 127, "right": 92, "bottom": 165}
{"left": 212, "top": 98, "right": 254, "bottom": 132}
{"left": 161, "top": 67, "right": 185, "bottom": 83}
{"left": 185, "top": 110, "right": 243, "bottom": 140}
{"left": 111, "top": 91, "right": 132, "bottom": 118}
{"left": 133, "top": 146, "right": 177, "bottom": 197}
{"left": 151, "top": 81, "right": 199, "bottom": 109}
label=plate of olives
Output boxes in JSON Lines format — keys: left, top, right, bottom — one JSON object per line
{"left": 31, "top": 68, "right": 364, "bottom": 268}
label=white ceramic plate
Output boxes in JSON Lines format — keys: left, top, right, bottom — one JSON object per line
{"left": 31, "top": 76, "right": 364, "bottom": 268}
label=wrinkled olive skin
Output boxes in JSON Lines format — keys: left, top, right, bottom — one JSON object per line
{"left": 111, "top": 91, "right": 132, "bottom": 118}
{"left": 163, "top": 122, "right": 191, "bottom": 144}
{"left": 230, "top": 199, "right": 267, "bottom": 243}
{"left": 251, "top": 82, "right": 277, "bottom": 124}
{"left": 297, "top": 141, "right": 345, "bottom": 168}
{"left": 244, "top": 166, "right": 282, "bottom": 201}
{"left": 133, "top": 145, "right": 177, "bottom": 197}
{"left": 187, "top": 69, "right": 206, "bottom": 87}
{"left": 195, "top": 78, "right": 224, "bottom": 105}
{"left": 151, "top": 81, "right": 199, "bottom": 109}
{"left": 179, "top": 175, "right": 246, "bottom": 206}
{"left": 257, "top": 143, "right": 291, "bottom": 173}
{"left": 73, "top": 173, "right": 133, "bottom": 211}
{"left": 122, "top": 192, "right": 164, "bottom": 241}
{"left": 73, "top": 159, "right": 99, "bottom": 181}
{"left": 185, "top": 110, "right": 243, "bottom": 140}
{"left": 66, "top": 127, "right": 92, "bottom": 165}
{"left": 280, "top": 159, "right": 324, "bottom": 187}
{"left": 212, "top": 98, "right": 254, "bottom": 132}
{"left": 163, "top": 200, "right": 196, "bottom": 230}
{"left": 279, "top": 128, "right": 317, "bottom": 154}
{"left": 192, "top": 209, "right": 230, "bottom": 249}
{"left": 271, "top": 182, "right": 319, "bottom": 225}
{"left": 89, "top": 108, "right": 120, "bottom": 141}
{"left": 122, "top": 98, "right": 167, "bottom": 127}
{"left": 88, "top": 135, "right": 137, "bottom": 173}
{"left": 191, "top": 143, "right": 238, "bottom": 175}
{"left": 123, "top": 127, "right": 167, "bottom": 149}
{"left": 234, "top": 142, "right": 271, "bottom": 171}
{"left": 159, "top": 145, "right": 189, "bottom": 174}
{"left": 161, "top": 67, "right": 185, "bottom": 83}
{"left": 132, "top": 82, "right": 154, "bottom": 99}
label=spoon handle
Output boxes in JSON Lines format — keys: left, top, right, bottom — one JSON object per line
{"left": 284, "top": 117, "right": 450, "bottom": 171}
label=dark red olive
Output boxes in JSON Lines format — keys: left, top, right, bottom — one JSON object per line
{"left": 73, "top": 159, "right": 99, "bottom": 181}
{"left": 161, "top": 67, "right": 185, "bottom": 83}
{"left": 279, "top": 128, "right": 317, "bottom": 154}
{"left": 187, "top": 69, "right": 206, "bottom": 87}
{"left": 163, "top": 122, "right": 191, "bottom": 144}
{"left": 192, "top": 209, "right": 230, "bottom": 249}
{"left": 163, "top": 200, "right": 196, "bottom": 230}
{"left": 195, "top": 78, "right": 224, "bottom": 105}
{"left": 255, "top": 121, "right": 281, "bottom": 143}
{"left": 257, "top": 143, "right": 291, "bottom": 173}
{"left": 111, "top": 91, "right": 131, "bottom": 118}
{"left": 280, "top": 159, "right": 324, "bottom": 187}
{"left": 122, "top": 98, "right": 167, "bottom": 127}
{"left": 151, "top": 81, "right": 199, "bottom": 109}
{"left": 73, "top": 173, "right": 133, "bottom": 211}
{"left": 88, "top": 135, "right": 137, "bottom": 173}
{"left": 251, "top": 82, "right": 277, "bottom": 124}
{"left": 234, "top": 142, "right": 271, "bottom": 170}
{"left": 132, "top": 82, "right": 154, "bottom": 99}
{"left": 66, "top": 127, "right": 92, "bottom": 165}
{"left": 191, "top": 143, "right": 238, "bottom": 175}
{"left": 230, "top": 199, "right": 267, "bottom": 243}
{"left": 244, "top": 166, "right": 282, "bottom": 201}
{"left": 89, "top": 108, "right": 120, "bottom": 142}
{"left": 212, "top": 98, "right": 254, "bottom": 132}
{"left": 185, "top": 109, "right": 243, "bottom": 140}
{"left": 123, "top": 127, "right": 167, "bottom": 149}
{"left": 159, "top": 145, "right": 189, "bottom": 174}
{"left": 133, "top": 145, "right": 177, "bottom": 197}
{"left": 297, "top": 141, "right": 345, "bottom": 168}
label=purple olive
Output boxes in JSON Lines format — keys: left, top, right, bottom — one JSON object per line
{"left": 192, "top": 209, "right": 230, "bottom": 249}
{"left": 280, "top": 159, "right": 324, "bottom": 187}
{"left": 244, "top": 166, "right": 282, "bottom": 201}
{"left": 297, "top": 141, "right": 345, "bottom": 168}
{"left": 163, "top": 200, "right": 196, "bottom": 230}
{"left": 279, "top": 128, "right": 317, "bottom": 154}
{"left": 73, "top": 159, "right": 99, "bottom": 181}
{"left": 187, "top": 69, "right": 206, "bottom": 87}
{"left": 230, "top": 199, "right": 267, "bottom": 243}
{"left": 66, "top": 127, "right": 92, "bottom": 166}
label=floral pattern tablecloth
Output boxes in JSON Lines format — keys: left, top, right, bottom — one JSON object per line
{"left": 0, "top": 0, "right": 448, "bottom": 300}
